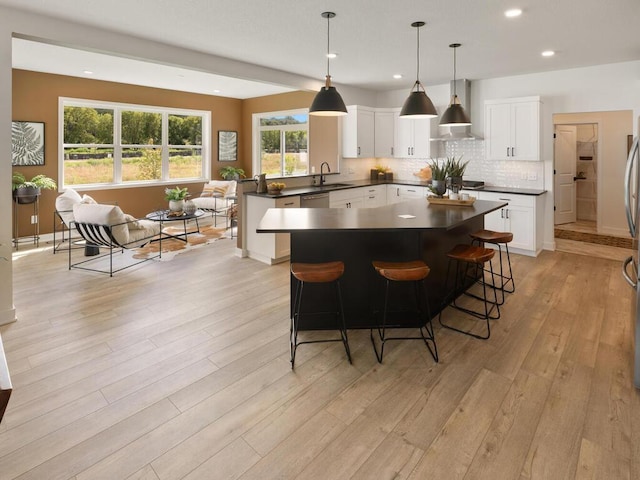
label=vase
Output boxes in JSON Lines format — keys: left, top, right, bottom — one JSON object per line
{"left": 183, "top": 199, "right": 197, "bottom": 215}
{"left": 169, "top": 199, "right": 184, "bottom": 212}
{"left": 13, "top": 186, "right": 41, "bottom": 205}
{"left": 431, "top": 180, "right": 447, "bottom": 196}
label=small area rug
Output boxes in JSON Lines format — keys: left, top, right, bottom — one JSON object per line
{"left": 132, "top": 225, "right": 226, "bottom": 261}
{"left": 554, "top": 228, "right": 632, "bottom": 249}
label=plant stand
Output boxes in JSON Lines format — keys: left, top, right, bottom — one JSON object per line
{"left": 12, "top": 194, "right": 40, "bottom": 250}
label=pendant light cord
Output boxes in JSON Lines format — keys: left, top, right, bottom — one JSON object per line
{"left": 326, "top": 14, "right": 331, "bottom": 79}
{"left": 416, "top": 24, "right": 420, "bottom": 83}
{"left": 452, "top": 45, "right": 457, "bottom": 97}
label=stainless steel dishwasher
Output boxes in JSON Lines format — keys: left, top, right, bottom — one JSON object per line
{"left": 300, "top": 192, "right": 330, "bottom": 208}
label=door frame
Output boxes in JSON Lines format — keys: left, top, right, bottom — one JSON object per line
{"left": 552, "top": 118, "right": 600, "bottom": 232}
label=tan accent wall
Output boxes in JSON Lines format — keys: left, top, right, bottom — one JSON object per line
{"left": 12, "top": 69, "right": 243, "bottom": 234}
{"left": 241, "top": 91, "right": 315, "bottom": 173}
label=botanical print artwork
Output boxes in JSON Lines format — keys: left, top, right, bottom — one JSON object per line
{"left": 12, "top": 121, "right": 45, "bottom": 166}
{"left": 218, "top": 130, "right": 237, "bottom": 162}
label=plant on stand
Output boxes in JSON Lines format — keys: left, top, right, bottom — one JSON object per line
{"left": 219, "top": 166, "right": 246, "bottom": 181}
{"left": 164, "top": 186, "right": 189, "bottom": 213}
{"left": 12, "top": 172, "right": 57, "bottom": 204}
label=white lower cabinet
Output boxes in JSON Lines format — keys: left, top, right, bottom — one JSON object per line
{"left": 476, "top": 191, "right": 544, "bottom": 256}
{"left": 387, "top": 184, "right": 426, "bottom": 204}
{"left": 330, "top": 188, "right": 364, "bottom": 209}
{"left": 329, "top": 185, "right": 386, "bottom": 208}
{"left": 246, "top": 195, "right": 300, "bottom": 264}
{"left": 362, "top": 185, "right": 387, "bottom": 208}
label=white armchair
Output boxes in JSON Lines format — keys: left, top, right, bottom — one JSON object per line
{"left": 191, "top": 180, "right": 237, "bottom": 229}
{"left": 69, "top": 203, "right": 161, "bottom": 276}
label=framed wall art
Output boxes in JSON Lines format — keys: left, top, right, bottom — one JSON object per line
{"left": 12, "top": 121, "right": 45, "bottom": 166}
{"left": 218, "top": 130, "right": 238, "bottom": 162}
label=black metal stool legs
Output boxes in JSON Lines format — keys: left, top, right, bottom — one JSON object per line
{"left": 471, "top": 239, "right": 516, "bottom": 306}
{"left": 438, "top": 257, "right": 500, "bottom": 340}
{"left": 290, "top": 277, "right": 351, "bottom": 369}
{"left": 370, "top": 277, "right": 438, "bottom": 363}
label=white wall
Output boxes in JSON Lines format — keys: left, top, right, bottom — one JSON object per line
{"left": 0, "top": 16, "right": 14, "bottom": 325}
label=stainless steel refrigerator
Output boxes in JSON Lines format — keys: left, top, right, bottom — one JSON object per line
{"left": 623, "top": 122, "right": 640, "bottom": 388}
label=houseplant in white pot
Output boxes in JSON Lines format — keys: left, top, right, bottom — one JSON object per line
{"left": 164, "top": 186, "right": 189, "bottom": 212}
{"left": 12, "top": 172, "right": 57, "bottom": 204}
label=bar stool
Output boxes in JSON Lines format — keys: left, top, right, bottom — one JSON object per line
{"left": 470, "top": 229, "right": 515, "bottom": 305}
{"left": 439, "top": 244, "right": 500, "bottom": 340}
{"left": 370, "top": 260, "right": 438, "bottom": 363}
{"left": 290, "top": 261, "right": 352, "bottom": 368}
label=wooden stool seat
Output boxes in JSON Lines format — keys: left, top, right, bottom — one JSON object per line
{"left": 291, "top": 261, "right": 344, "bottom": 283}
{"left": 372, "top": 260, "right": 430, "bottom": 282}
{"left": 470, "top": 229, "right": 513, "bottom": 244}
{"left": 446, "top": 244, "right": 495, "bottom": 264}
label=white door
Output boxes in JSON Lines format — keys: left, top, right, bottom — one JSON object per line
{"left": 554, "top": 125, "right": 577, "bottom": 224}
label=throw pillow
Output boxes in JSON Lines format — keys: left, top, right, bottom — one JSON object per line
{"left": 55, "top": 188, "right": 83, "bottom": 226}
{"left": 81, "top": 194, "right": 97, "bottom": 204}
{"left": 201, "top": 183, "right": 228, "bottom": 197}
{"left": 73, "top": 203, "right": 129, "bottom": 245}
{"left": 123, "top": 213, "right": 144, "bottom": 230}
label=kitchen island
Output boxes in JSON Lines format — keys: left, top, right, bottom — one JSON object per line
{"left": 257, "top": 198, "right": 506, "bottom": 330}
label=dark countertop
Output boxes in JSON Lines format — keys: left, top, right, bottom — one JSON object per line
{"left": 257, "top": 199, "right": 506, "bottom": 233}
{"left": 246, "top": 178, "right": 546, "bottom": 199}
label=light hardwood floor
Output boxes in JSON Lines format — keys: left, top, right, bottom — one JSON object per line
{"left": 1, "top": 237, "right": 639, "bottom": 479}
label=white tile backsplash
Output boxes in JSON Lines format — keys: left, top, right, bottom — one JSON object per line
{"left": 334, "top": 139, "right": 545, "bottom": 190}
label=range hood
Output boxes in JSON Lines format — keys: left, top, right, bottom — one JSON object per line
{"left": 431, "top": 79, "right": 483, "bottom": 141}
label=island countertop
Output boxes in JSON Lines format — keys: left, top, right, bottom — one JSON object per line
{"left": 257, "top": 198, "right": 506, "bottom": 233}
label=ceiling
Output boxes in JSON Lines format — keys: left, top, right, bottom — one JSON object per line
{"left": 4, "top": 0, "right": 640, "bottom": 98}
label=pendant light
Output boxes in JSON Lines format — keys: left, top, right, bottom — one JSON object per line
{"left": 440, "top": 43, "right": 471, "bottom": 126}
{"left": 309, "top": 11, "right": 347, "bottom": 116}
{"left": 400, "top": 21, "right": 437, "bottom": 119}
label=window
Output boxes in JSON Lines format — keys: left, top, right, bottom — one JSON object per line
{"left": 60, "top": 98, "right": 209, "bottom": 188}
{"left": 254, "top": 109, "right": 308, "bottom": 178}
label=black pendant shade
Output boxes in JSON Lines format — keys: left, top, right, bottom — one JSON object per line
{"left": 400, "top": 21, "right": 437, "bottom": 119}
{"left": 400, "top": 82, "right": 438, "bottom": 118}
{"left": 439, "top": 43, "right": 471, "bottom": 126}
{"left": 440, "top": 97, "right": 471, "bottom": 126}
{"left": 309, "top": 12, "right": 347, "bottom": 116}
{"left": 310, "top": 76, "right": 347, "bottom": 116}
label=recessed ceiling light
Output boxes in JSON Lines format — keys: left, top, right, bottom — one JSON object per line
{"left": 83, "top": 70, "right": 93, "bottom": 75}
{"left": 213, "top": 89, "right": 221, "bottom": 93}
{"left": 504, "top": 8, "right": 522, "bottom": 18}
{"left": 393, "top": 74, "right": 403, "bottom": 79}
{"left": 541, "top": 50, "right": 555, "bottom": 57}
{"left": 326, "top": 52, "right": 337, "bottom": 59}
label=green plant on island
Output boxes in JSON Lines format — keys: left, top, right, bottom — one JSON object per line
{"left": 374, "top": 165, "right": 389, "bottom": 173}
{"left": 164, "top": 186, "right": 189, "bottom": 201}
{"left": 445, "top": 155, "right": 469, "bottom": 178}
{"left": 219, "top": 166, "right": 246, "bottom": 180}
{"left": 428, "top": 160, "right": 448, "bottom": 181}
{"left": 12, "top": 172, "right": 57, "bottom": 191}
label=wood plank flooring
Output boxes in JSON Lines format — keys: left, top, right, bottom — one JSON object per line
{"left": 1, "top": 236, "right": 639, "bottom": 479}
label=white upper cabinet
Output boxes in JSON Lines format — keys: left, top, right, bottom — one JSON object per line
{"left": 374, "top": 109, "right": 397, "bottom": 158}
{"left": 394, "top": 111, "right": 431, "bottom": 159}
{"left": 485, "top": 96, "right": 541, "bottom": 161}
{"left": 342, "top": 105, "right": 375, "bottom": 158}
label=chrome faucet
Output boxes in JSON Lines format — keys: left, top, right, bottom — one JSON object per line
{"left": 320, "top": 161, "right": 331, "bottom": 186}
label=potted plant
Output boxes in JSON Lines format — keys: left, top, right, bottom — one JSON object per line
{"left": 445, "top": 155, "right": 469, "bottom": 193}
{"left": 428, "top": 160, "right": 447, "bottom": 196}
{"left": 12, "top": 172, "right": 57, "bottom": 204}
{"left": 219, "top": 166, "right": 246, "bottom": 181}
{"left": 164, "top": 186, "right": 189, "bottom": 212}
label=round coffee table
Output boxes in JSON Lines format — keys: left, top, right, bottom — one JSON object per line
{"left": 145, "top": 209, "right": 205, "bottom": 242}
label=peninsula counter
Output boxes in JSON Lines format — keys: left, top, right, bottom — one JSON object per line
{"left": 257, "top": 199, "right": 506, "bottom": 330}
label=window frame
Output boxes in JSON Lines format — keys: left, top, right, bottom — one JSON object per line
{"left": 58, "top": 97, "right": 210, "bottom": 191}
{"left": 252, "top": 108, "right": 309, "bottom": 179}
